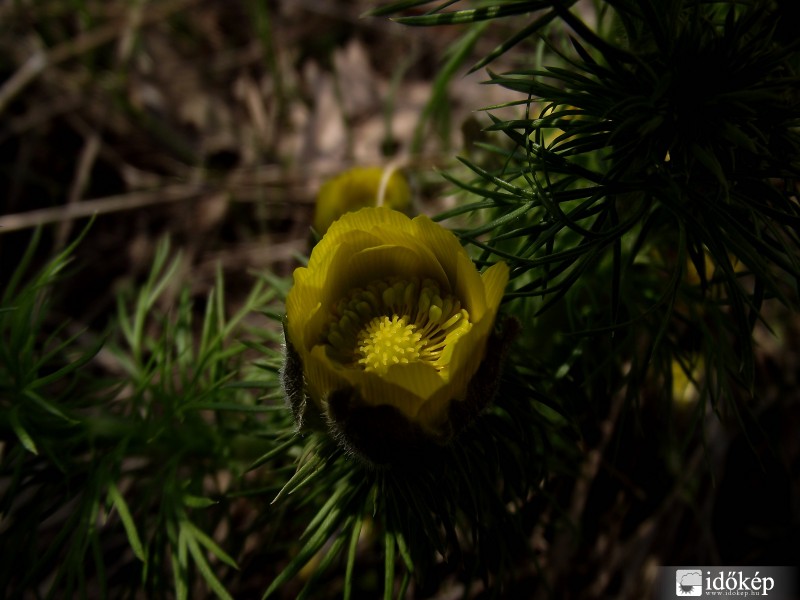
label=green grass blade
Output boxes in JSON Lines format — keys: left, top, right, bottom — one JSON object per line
{"left": 383, "top": 529, "right": 396, "bottom": 600}
{"left": 181, "top": 520, "right": 238, "bottom": 570}
{"left": 364, "top": 0, "right": 438, "bottom": 18}
{"left": 343, "top": 516, "right": 364, "bottom": 600}
{"left": 183, "top": 527, "right": 235, "bottom": 600}
{"left": 8, "top": 408, "right": 37, "bottom": 454}
{"left": 107, "top": 482, "right": 146, "bottom": 562}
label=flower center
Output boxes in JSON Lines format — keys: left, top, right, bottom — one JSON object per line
{"left": 357, "top": 315, "right": 423, "bottom": 375}
{"left": 323, "top": 277, "right": 472, "bottom": 375}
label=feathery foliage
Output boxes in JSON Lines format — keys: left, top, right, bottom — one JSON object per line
{"left": 377, "top": 0, "right": 800, "bottom": 412}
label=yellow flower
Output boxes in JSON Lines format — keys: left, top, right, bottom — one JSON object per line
{"left": 284, "top": 207, "right": 508, "bottom": 453}
{"left": 313, "top": 167, "right": 412, "bottom": 235}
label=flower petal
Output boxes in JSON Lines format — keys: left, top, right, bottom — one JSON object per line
{"left": 372, "top": 227, "right": 450, "bottom": 285}
{"left": 454, "top": 251, "right": 488, "bottom": 319}
{"left": 309, "top": 345, "right": 437, "bottom": 421}
{"left": 379, "top": 362, "right": 445, "bottom": 406}
{"left": 285, "top": 267, "right": 322, "bottom": 352}
{"left": 481, "top": 261, "right": 510, "bottom": 312}
{"left": 305, "top": 344, "right": 350, "bottom": 409}
{"left": 440, "top": 262, "right": 509, "bottom": 403}
{"left": 410, "top": 214, "right": 466, "bottom": 280}
{"left": 414, "top": 386, "right": 457, "bottom": 434}
{"left": 318, "top": 206, "right": 415, "bottom": 254}
{"left": 355, "top": 363, "right": 443, "bottom": 417}
{"left": 322, "top": 243, "right": 442, "bottom": 309}
{"left": 305, "top": 229, "right": 383, "bottom": 279}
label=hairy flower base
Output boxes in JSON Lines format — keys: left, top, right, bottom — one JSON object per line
{"left": 324, "top": 277, "right": 471, "bottom": 376}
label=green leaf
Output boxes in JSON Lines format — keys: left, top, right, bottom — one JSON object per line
{"left": 394, "top": 531, "right": 415, "bottom": 574}
{"left": 343, "top": 517, "right": 364, "bottom": 600}
{"left": 261, "top": 510, "right": 340, "bottom": 599}
{"left": 364, "top": 0, "right": 437, "bottom": 18}
{"left": 296, "top": 527, "right": 350, "bottom": 600}
{"left": 457, "top": 199, "right": 537, "bottom": 237}
{"left": 107, "top": 482, "right": 146, "bottom": 562}
{"left": 469, "top": 7, "right": 562, "bottom": 73}
{"left": 182, "top": 494, "right": 218, "bottom": 509}
{"left": 25, "top": 390, "right": 79, "bottom": 425}
{"left": 183, "top": 526, "right": 235, "bottom": 600}
{"left": 181, "top": 520, "right": 238, "bottom": 570}
{"left": 247, "top": 436, "right": 298, "bottom": 473}
{"left": 271, "top": 451, "right": 325, "bottom": 503}
{"left": 412, "top": 21, "right": 488, "bottom": 152}
{"left": 171, "top": 524, "right": 190, "bottom": 600}
{"left": 383, "top": 529, "right": 396, "bottom": 600}
{"left": 186, "top": 401, "right": 281, "bottom": 413}
{"left": 2, "top": 227, "right": 42, "bottom": 304}
{"left": 691, "top": 143, "right": 729, "bottom": 191}
{"left": 301, "top": 481, "right": 351, "bottom": 541}
{"left": 8, "top": 408, "right": 37, "bottom": 454}
{"left": 28, "top": 331, "right": 104, "bottom": 391}
{"left": 394, "top": 2, "right": 557, "bottom": 26}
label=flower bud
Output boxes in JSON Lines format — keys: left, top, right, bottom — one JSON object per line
{"left": 313, "top": 166, "right": 412, "bottom": 236}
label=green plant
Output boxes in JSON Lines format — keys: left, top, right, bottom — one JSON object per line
{"left": 0, "top": 236, "right": 291, "bottom": 598}
{"left": 1, "top": 1, "right": 798, "bottom": 598}
{"left": 376, "top": 0, "right": 800, "bottom": 418}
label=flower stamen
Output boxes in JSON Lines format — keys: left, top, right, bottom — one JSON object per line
{"left": 323, "top": 277, "right": 472, "bottom": 375}
{"left": 357, "top": 315, "right": 423, "bottom": 375}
